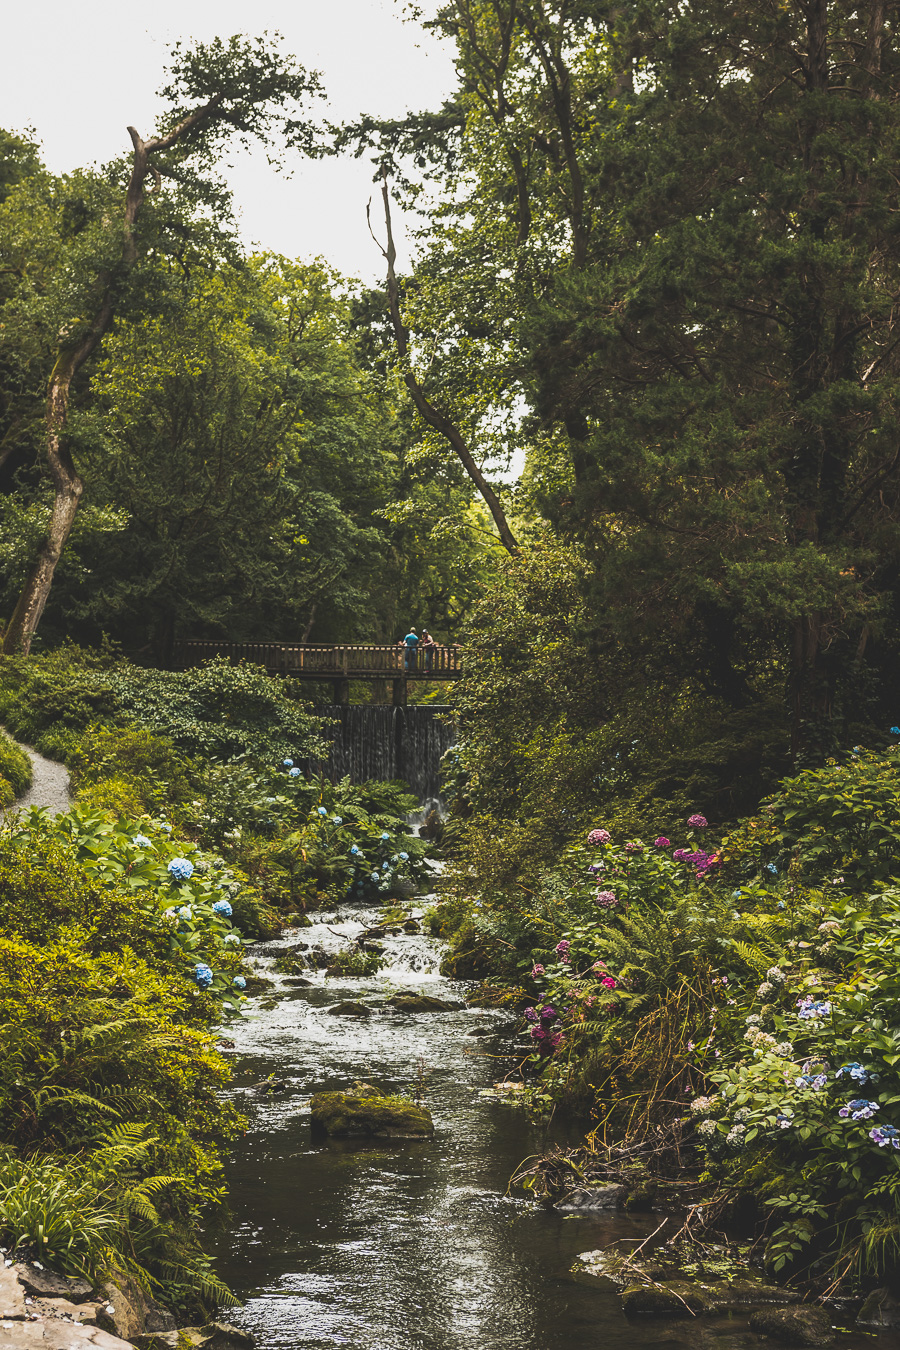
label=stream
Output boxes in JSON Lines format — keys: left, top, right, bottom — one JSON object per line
{"left": 213, "top": 903, "right": 900, "bottom": 1350}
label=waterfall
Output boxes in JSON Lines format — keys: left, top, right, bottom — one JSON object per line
{"left": 313, "top": 704, "right": 455, "bottom": 802}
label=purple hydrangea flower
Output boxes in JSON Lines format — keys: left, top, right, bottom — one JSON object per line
{"left": 654, "top": 837, "right": 670, "bottom": 848}
{"left": 531, "top": 964, "right": 545, "bottom": 977}
{"left": 588, "top": 828, "right": 611, "bottom": 846}
{"left": 687, "top": 814, "right": 708, "bottom": 828}
{"left": 555, "top": 940, "right": 570, "bottom": 955}
{"left": 595, "top": 890, "right": 618, "bottom": 908}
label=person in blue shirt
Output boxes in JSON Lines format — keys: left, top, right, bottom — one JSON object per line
{"left": 403, "top": 628, "right": 419, "bottom": 672}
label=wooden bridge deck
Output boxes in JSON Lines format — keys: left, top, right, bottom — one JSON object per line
{"left": 173, "top": 640, "right": 461, "bottom": 681}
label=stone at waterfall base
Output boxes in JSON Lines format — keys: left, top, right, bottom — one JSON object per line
{"left": 387, "top": 994, "right": 465, "bottom": 1013}
{"left": 748, "top": 1308, "right": 834, "bottom": 1345}
{"left": 556, "top": 1184, "right": 625, "bottom": 1211}
{"left": 326, "top": 1001, "right": 371, "bottom": 1017}
{"left": 310, "top": 1085, "right": 434, "bottom": 1138}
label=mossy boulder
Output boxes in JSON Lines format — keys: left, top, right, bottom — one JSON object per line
{"left": 622, "top": 1282, "right": 711, "bottom": 1317}
{"left": 858, "top": 1288, "right": 900, "bottom": 1328}
{"left": 310, "top": 1085, "right": 434, "bottom": 1138}
{"left": 748, "top": 1308, "right": 834, "bottom": 1345}
{"left": 327, "top": 1001, "right": 371, "bottom": 1017}
{"left": 387, "top": 993, "right": 465, "bottom": 1013}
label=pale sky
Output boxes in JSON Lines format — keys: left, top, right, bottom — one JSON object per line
{"left": 0, "top": 0, "right": 457, "bottom": 282}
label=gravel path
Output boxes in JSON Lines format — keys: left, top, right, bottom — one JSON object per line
{"left": 4, "top": 742, "right": 72, "bottom": 815}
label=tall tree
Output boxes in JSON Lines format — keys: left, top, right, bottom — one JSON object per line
{"left": 1, "top": 35, "right": 321, "bottom": 655}
{"left": 351, "top": 0, "right": 900, "bottom": 758}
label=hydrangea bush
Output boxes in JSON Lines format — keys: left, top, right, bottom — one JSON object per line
{"left": 4, "top": 806, "right": 248, "bottom": 1012}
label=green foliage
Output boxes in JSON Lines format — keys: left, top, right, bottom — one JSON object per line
{"left": 0, "top": 730, "right": 30, "bottom": 800}
{"left": 325, "top": 948, "right": 386, "bottom": 977}
{"left": 724, "top": 745, "right": 900, "bottom": 893}
{"left": 0, "top": 649, "right": 323, "bottom": 766}
{"left": 0, "top": 927, "right": 241, "bottom": 1299}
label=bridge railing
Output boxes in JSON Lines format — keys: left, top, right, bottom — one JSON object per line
{"left": 173, "top": 641, "right": 462, "bottom": 677}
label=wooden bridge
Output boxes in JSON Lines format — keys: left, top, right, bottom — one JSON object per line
{"left": 172, "top": 640, "right": 461, "bottom": 705}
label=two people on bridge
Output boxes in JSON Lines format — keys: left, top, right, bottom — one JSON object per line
{"left": 401, "top": 627, "right": 436, "bottom": 673}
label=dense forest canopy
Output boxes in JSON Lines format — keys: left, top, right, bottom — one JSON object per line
{"left": 3, "top": 3, "right": 900, "bottom": 767}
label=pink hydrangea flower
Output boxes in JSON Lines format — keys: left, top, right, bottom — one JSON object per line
{"left": 595, "top": 890, "right": 618, "bottom": 908}
{"left": 601, "top": 976, "right": 617, "bottom": 990}
{"left": 531, "top": 963, "right": 545, "bottom": 977}
{"left": 624, "top": 840, "right": 643, "bottom": 853}
{"left": 654, "top": 836, "right": 670, "bottom": 847}
{"left": 687, "top": 814, "right": 708, "bottom": 828}
{"left": 555, "top": 940, "right": 570, "bottom": 954}
{"left": 588, "top": 828, "right": 611, "bottom": 846}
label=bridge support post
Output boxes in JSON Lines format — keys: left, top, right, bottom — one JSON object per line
{"left": 392, "top": 677, "right": 407, "bottom": 708}
{"left": 333, "top": 678, "right": 350, "bottom": 706}
{"left": 372, "top": 678, "right": 389, "bottom": 705}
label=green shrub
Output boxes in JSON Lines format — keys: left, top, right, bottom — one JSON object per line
{"left": 723, "top": 745, "right": 900, "bottom": 892}
{"left": 0, "top": 731, "right": 31, "bottom": 797}
{"left": 0, "top": 933, "right": 242, "bottom": 1300}
{"left": 0, "top": 649, "right": 324, "bottom": 767}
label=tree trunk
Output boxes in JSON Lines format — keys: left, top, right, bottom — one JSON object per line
{"left": 374, "top": 177, "right": 520, "bottom": 556}
{"left": 2, "top": 100, "right": 223, "bottom": 656}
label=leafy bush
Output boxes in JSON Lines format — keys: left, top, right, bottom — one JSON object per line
{"left": 723, "top": 743, "right": 900, "bottom": 892}
{"left": 0, "top": 649, "right": 324, "bottom": 766}
{"left": 0, "top": 731, "right": 31, "bottom": 798}
{"left": 0, "top": 932, "right": 241, "bottom": 1301}
{"left": 108, "top": 660, "right": 324, "bottom": 763}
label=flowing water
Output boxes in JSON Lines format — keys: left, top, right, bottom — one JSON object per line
{"left": 214, "top": 905, "right": 900, "bottom": 1350}
{"left": 313, "top": 706, "right": 455, "bottom": 802}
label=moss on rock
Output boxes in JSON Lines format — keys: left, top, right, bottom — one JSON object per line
{"left": 309, "top": 1085, "right": 434, "bottom": 1138}
{"left": 621, "top": 1282, "right": 711, "bottom": 1317}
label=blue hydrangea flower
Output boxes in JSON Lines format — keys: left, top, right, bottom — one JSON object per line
{"left": 350, "top": 845, "right": 360, "bottom": 855}
{"left": 837, "top": 1062, "right": 879, "bottom": 1084}
{"left": 317, "top": 806, "right": 327, "bottom": 817}
{"left": 168, "top": 857, "right": 194, "bottom": 882}
{"left": 234, "top": 976, "right": 246, "bottom": 990}
{"left": 194, "top": 964, "right": 214, "bottom": 989}
{"left": 399, "top": 852, "right": 409, "bottom": 861}
{"left": 370, "top": 871, "right": 380, "bottom": 882}
{"left": 212, "top": 899, "right": 233, "bottom": 918}
{"left": 766, "top": 862, "right": 778, "bottom": 874}
{"left": 797, "top": 996, "right": 832, "bottom": 1019}
{"left": 381, "top": 832, "right": 390, "bottom": 841}
{"left": 283, "top": 758, "right": 294, "bottom": 767}
{"left": 333, "top": 816, "right": 342, "bottom": 825}
{"left": 382, "top": 861, "right": 390, "bottom": 870}
{"left": 870, "top": 1125, "right": 900, "bottom": 1148}
{"left": 891, "top": 727, "right": 900, "bottom": 736}
{"left": 289, "top": 767, "right": 301, "bottom": 778}
{"left": 132, "top": 834, "right": 152, "bottom": 849}
{"left": 160, "top": 823, "right": 173, "bottom": 834}
{"left": 224, "top": 932, "right": 241, "bottom": 945}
